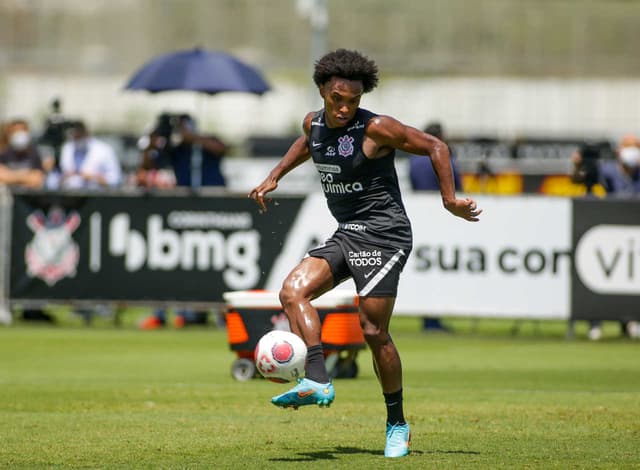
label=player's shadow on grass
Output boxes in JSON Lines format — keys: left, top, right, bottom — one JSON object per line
{"left": 429, "top": 449, "right": 481, "bottom": 455}
{"left": 270, "top": 446, "right": 480, "bottom": 462}
{"left": 270, "top": 446, "right": 425, "bottom": 461}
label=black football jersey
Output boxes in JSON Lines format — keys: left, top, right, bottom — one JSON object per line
{"left": 308, "top": 108, "right": 412, "bottom": 249}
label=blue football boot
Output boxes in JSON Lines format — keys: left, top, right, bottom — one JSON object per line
{"left": 384, "top": 422, "right": 411, "bottom": 458}
{"left": 271, "top": 377, "right": 335, "bottom": 409}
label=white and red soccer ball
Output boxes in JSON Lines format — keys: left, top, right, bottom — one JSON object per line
{"left": 254, "top": 330, "right": 307, "bottom": 383}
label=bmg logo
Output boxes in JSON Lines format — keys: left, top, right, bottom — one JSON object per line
{"left": 107, "top": 213, "right": 261, "bottom": 290}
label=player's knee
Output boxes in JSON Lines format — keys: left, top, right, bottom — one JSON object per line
{"left": 278, "top": 281, "right": 303, "bottom": 310}
{"left": 361, "top": 321, "right": 389, "bottom": 348}
{"left": 278, "top": 286, "right": 293, "bottom": 310}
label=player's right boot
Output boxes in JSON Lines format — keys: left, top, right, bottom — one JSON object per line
{"left": 384, "top": 422, "right": 411, "bottom": 458}
{"left": 271, "top": 377, "right": 335, "bottom": 409}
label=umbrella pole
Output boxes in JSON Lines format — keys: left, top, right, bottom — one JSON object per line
{"left": 191, "top": 95, "right": 207, "bottom": 189}
{"left": 196, "top": 95, "right": 206, "bottom": 130}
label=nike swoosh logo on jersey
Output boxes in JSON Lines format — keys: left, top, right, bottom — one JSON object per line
{"left": 312, "top": 141, "right": 322, "bottom": 148}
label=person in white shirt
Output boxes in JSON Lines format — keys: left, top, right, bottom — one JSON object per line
{"left": 59, "top": 121, "right": 122, "bottom": 190}
{"left": 57, "top": 120, "right": 123, "bottom": 324}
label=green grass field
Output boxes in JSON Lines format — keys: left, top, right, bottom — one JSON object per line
{"left": 1, "top": 313, "right": 639, "bottom": 469}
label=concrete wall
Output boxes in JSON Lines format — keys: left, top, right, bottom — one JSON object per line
{"left": 4, "top": 73, "right": 639, "bottom": 144}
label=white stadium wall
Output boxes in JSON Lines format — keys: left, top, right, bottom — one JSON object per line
{"left": 3, "top": 74, "right": 640, "bottom": 142}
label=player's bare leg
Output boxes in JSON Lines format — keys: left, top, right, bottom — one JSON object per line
{"left": 271, "top": 257, "right": 335, "bottom": 409}
{"left": 278, "top": 256, "right": 334, "bottom": 347}
{"left": 359, "top": 296, "right": 401, "bottom": 392}
{"left": 359, "top": 296, "right": 410, "bottom": 457}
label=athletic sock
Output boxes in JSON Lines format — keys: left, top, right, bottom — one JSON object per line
{"left": 384, "top": 389, "right": 406, "bottom": 425}
{"left": 304, "top": 344, "right": 330, "bottom": 383}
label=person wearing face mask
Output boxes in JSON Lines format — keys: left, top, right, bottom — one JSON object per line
{"left": 56, "top": 120, "right": 122, "bottom": 324}
{"left": 0, "top": 119, "right": 51, "bottom": 323}
{"left": 570, "top": 136, "right": 640, "bottom": 340}
{"left": 58, "top": 120, "right": 122, "bottom": 190}
{"left": 0, "top": 119, "right": 45, "bottom": 188}
{"left": 572, "top": 136, "right": 640, "bottom": 197}
{"left": 594, "top": 139, "right": 639, "bottom": 339}
{"left": 601, "top": 142, "right": 640, "bottom": 195}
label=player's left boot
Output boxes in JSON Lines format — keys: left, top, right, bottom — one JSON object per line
{"left": 384, "top": 422, "right": 411, "bottom": 458}
{"left": 271, "top": 377, "right": 335, "bottom": 409}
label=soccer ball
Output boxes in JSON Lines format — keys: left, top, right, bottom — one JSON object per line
{"left": 254, "top": 330, "right": 307, "bottom": 383}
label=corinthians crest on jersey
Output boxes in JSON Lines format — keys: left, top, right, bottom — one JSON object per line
{"left": 337, "top": 135, "right": 354, "bottom": 157}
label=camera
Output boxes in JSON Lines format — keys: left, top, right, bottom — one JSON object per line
{"left": 576, "top": 140, "right": 613, "bottom": 191}
{"left": 152, "top": 113, "right": 194, "bottom": 149}
{"left": 154, "top": 113, "right": 181, "bottom": 141}
{"left": 39, "top": 98, "right": 75, "bottom": 165}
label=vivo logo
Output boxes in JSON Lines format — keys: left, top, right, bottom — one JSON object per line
{"left": 575, "top": 224, "right": 640, "bottom": 294}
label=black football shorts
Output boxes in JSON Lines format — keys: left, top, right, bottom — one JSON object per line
{"left": 307, "top": 230, "right": 409, "bottom": 297}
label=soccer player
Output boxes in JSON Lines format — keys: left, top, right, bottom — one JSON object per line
{"left": 249, "top": 49, "right": 481, "bottom": 458}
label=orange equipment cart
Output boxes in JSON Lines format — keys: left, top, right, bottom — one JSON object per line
{"left": 222, "top": 290, "right": 365, "bottom": 381}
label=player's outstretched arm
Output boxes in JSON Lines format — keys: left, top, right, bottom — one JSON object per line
{"left": 248, "top": 113, "right": 314, "bottom": 213}
{"left": 366, "top": 115, "right": 482, "bottom": 222}
{"left": 442, "top": 197, "right": 482, "bottom": 222}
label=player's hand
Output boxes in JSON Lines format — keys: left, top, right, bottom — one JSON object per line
{"left": 248, "top": 178, "right": 278, "bottom": 213}
{"left": 444, "top": 197, "right": 482, "bottom": 222}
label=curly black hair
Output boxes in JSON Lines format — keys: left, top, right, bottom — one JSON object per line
{"left": 313, "top": 49, "right": 379, "bottom": 93}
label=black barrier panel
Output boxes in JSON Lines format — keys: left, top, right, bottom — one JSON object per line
{"left": 571, "top": 198, "right": 640, "bottom": 321}
{"left": 10, "top": 192, "right": 305, "bottom": 303}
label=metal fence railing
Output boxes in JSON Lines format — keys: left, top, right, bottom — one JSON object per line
{"left": 0, "top": 186, "right": 12, "bottom": 324}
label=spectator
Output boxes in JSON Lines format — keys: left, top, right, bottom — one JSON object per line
{"left": 39, "top": 97, "right": 75, "bottom": 189}
{"left": 136, "top": 113, "right": 226, "bottom": 190}
{"left": 0, "top": 119, "right": 52, "bottom": 322}
{"left": 136, "top": 113, "right": 227, "bottom": 329}
{"left": 58, "top": 120, "right": 122, "bottom": 323}
{"left": 58, "top": 120, "right": 122, "bottom": 190}
{"left": 408, "top": 121, "right": 462, "bottom": 333}
{"left": 571, "top": 137, "right": 640, "bottom": 339}
{"left": 134, "top": 129, "right": 176, "bottom": 189}
{"left": 600, "top": 143, "right": 640, "bottom": 195}
{"left": 0, "top": 119, "right": 45, "bottom": 189}
{"left": 409, "top": 122, "right": 463, "bottom": 192}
